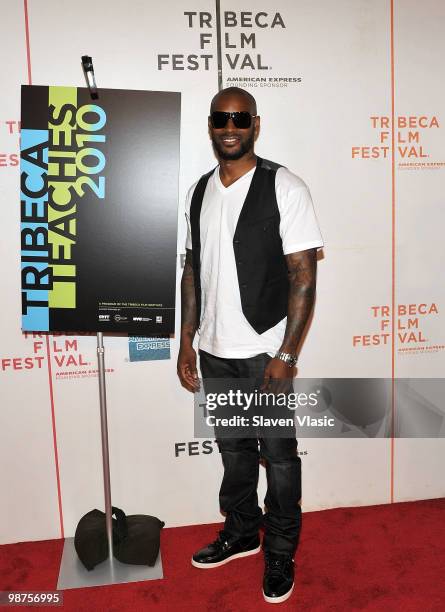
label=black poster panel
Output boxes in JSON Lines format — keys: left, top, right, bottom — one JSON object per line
{"left": 20, "top": 86, "right": 180, "bottom": 334}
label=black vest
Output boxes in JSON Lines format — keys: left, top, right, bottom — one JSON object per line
{"left": 190, "top": 156, "right": 289, "bottom": 334}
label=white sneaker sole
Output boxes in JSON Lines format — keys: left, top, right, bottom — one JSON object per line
{"left": 262, "top": 582, "right": 294, "bottom": 604}
{"left": 191, "top": 544, "right": 261, "bottom": 569}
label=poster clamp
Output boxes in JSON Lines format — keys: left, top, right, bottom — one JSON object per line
{"left": 81, "top": 55, "right": 98, "bottom": 99}
{"left": 57, "top": 57, "right": 163, "bottom": 589}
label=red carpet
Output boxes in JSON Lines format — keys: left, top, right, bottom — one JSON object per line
{"left": 1, "top": 498, "right": 444, "bottom": 611}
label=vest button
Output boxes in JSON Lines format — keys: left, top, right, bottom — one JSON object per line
{"left": 234, "top": 239, "right": 240, "bottom": 244}
{"left": 241, "top": 283, "right": 247, "bottom": 289}
{"left": 237, "top": 260, "right": 243, "bottom": 265}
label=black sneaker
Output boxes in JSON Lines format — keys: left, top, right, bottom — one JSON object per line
{"left": 262, "top": 552, "right": 295, "bottom": 604}
{"left": 191, "top": 530, "right": 261, "bottom": 568}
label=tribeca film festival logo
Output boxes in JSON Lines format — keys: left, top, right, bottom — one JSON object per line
{"left": 0, "top": 120, "right": 20, "bottom": 167}
{"left": 173, "top": 440, "right": 308, "bottom": 457}
{"left": 157, "top": 10, "right": 302, "bottom": 88}
{"left": 353, "top": 303, "right": 444, "bottom": 355}
{"left": 0, "top": 333, "right": 112, "bottom": 380}
{"left": 352, "top": 115, "right": 444, "bottom": 170}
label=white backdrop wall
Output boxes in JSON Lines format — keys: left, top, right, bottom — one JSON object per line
{"left": 1, "top": 0, "right": 444, "bottom": 545}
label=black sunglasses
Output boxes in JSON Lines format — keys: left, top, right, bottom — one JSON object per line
{"left": 210, "top": 111, "right": 257, "bottom": 129}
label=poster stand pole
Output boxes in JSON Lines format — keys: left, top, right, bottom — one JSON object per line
{"left": 96, "top": 331, "right": 114, "bottom": 562}
{"left": 56, "top": 58, "right": 163, "bottom": 589}
{"left": 79, "top": 57, "right": 114, "bottom": 559}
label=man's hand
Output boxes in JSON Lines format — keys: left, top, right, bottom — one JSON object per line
{"left": 177, "top": 345, "right": 200, "bottom": 392}
{"left": 261, "top": 357, "right": 295, "bottom": 394}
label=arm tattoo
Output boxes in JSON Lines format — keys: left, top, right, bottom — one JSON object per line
{"left": 180, "top": 248, "right": 198, "bottom": 344}
{"left": 280, "top": 248, "right": 317, "bottom": 354}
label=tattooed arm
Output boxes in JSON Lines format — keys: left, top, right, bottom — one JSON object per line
{"left": 262, "top": 248, "right": 317, "bottom": 389}
{"left": 177, "top": 248, "right": 200, "bottom": 392}
{"left": 279, "top": 248, "right": 317, "bottom": 354}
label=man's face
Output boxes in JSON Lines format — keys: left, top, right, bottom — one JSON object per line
{"left": 208, "top": 94, "right": 259, "bottom": 161}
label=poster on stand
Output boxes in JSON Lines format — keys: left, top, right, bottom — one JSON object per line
{"left": 20, "top": 85, "right": 180, "bottom": 334}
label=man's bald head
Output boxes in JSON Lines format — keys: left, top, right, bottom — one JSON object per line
{"left": 210, "top": 87, "right": 257, "bottom": 115}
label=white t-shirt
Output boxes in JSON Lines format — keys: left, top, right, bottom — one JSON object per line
{"left": 185, "top": 164, "right": 324, "bottom": 358}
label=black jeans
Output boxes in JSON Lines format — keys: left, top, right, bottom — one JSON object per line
{"left": 199, "top": 349, "right": 302, "bottom": 557}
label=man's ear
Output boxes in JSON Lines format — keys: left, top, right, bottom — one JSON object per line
{"left": 254, "top": 115, "right": 261, "bottom": 140}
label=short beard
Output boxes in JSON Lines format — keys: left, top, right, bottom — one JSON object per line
{"left": 211, "top": 130, "right": 255, "bottom": 160}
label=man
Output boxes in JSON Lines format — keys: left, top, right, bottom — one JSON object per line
{"left": 177, "top": 86, "right": 323, "bottom": 604}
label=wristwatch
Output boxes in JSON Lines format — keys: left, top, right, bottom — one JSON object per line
{"left": 274, "top": 351, "right": 298, "bottom": 368}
